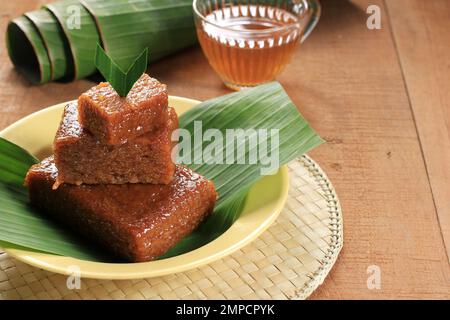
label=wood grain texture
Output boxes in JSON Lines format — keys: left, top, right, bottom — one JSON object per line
{"left": 385, "top": 0, "right": 450, "bottom": 262}
{"left": 298, "top": 0, "right": 449, "bottom": 299}
{"left": 0, "top": 0, "right": 449, "bottom": 299}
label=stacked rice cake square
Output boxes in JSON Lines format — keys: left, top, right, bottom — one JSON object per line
{"left": 25, "top": 74, "right": 217, "bottom": 262}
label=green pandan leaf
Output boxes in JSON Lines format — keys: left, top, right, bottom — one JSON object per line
{"left": 94, "top": 43, "right": 148, "bottom": 96}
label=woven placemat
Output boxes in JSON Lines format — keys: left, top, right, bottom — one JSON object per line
{"left": 0, "top": 155, "right": 343, "bottom": 300}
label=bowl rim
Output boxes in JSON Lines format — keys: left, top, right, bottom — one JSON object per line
{"left": 192, "top": 0, "right": 313, "bottom": 36}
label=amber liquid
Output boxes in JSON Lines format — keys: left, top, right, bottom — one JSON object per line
{"left": 197, "top": 5, "right": 301, "bottom": 89}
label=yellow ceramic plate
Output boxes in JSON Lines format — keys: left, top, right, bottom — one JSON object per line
{"left": 0, "top": 96, "right": 289, "bottom": 280}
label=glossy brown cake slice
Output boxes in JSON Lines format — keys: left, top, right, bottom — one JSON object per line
{"left": 53, "top": 102, "right": 177, "bottom": 187}
{"left": 78, "top": 73, "right": 168, "bottom": 145}
{"left": 25, "top": 157, "right": 217, "bottom": 262}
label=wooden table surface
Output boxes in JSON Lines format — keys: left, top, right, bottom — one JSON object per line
{"left": 0, "top": 0, "right": 449, "bottom": 299}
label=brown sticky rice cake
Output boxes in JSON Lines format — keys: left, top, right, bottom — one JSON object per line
{"left": 53, "top": 102, "right": 178, "bottom": 187}
{"left": 25, "top": 157, "right": 218, "bottom": 262}
{"left": 78, "top": 73, "right": 168, "bottom": 145}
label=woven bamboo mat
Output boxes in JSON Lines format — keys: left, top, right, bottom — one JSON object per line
{"left": 0, "top": 155, "right": 343, "bottom": 300}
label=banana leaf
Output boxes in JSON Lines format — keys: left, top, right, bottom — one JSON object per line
{"left": 80, "top": 0, "right": 197, "bottom": 71}
{"left": 6, "top": 0, "right": 198, "bottom": 84}
{"left": 25, "top": 9, "right": 73, "bottom": 81}
{"left": 6, "top": 16, "right": 52, "bottom": 84}
{"left": 45, "top": 0, "right": 100, "bottom": 80}
{"left": 179, "top": 82, "right": 323, "bottom": 209}
{"left": 0, "top": 82, "right": 323, "bottom": 261}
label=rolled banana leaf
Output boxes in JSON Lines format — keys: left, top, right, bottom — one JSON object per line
{"left": 80, "top": 0, "right": 197, "bottom": 71}
{"left": 6, "top": 0, "right": 198, "bottom": 84}
{"left": 25, "top": 9, "right": 73, "bottom": 81}
{"left": 45, "top": 0, "right": 100, "bottom": 80}
{"left": 6, "top": 16, "right": 52, "bottom": 84}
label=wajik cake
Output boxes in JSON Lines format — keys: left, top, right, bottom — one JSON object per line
{"left": 78, "top": 73, "right": 168, "bottom": 145}
{"left": 25, "top": 73, "right": 218, "bottom": 262}
{"left": 25, "top": 157, "right": 217, "bottom": 262}
{"left": 53, "top": 102, "right": 177, "bottom": 187}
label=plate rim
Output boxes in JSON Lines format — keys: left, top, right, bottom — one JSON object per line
{"left": 0, "top": 97, "right": 289, "bottom": 280}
